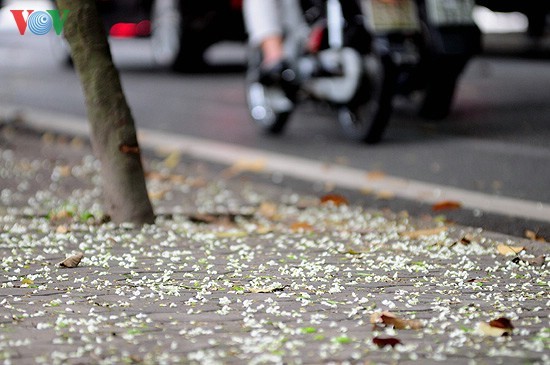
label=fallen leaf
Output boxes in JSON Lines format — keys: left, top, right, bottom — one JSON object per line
{"left": 496, "top": 244, "right": 524, "bottom": 256}
{"left": 255, "top": 225, "right": 273, "bottom": 235}
{"left": 360, "top": 187, "right": 374, "bottom": 196}
{"left": 372, "top": 336, "right": 402, "bottom": 348}
{"left": 432, "top": 201, "right": 462, "bottom": 211}
{"left": 320, "top": 194, "right": 348, "bottom": 206}
{"left": 366, "top": 170, "right": 386, "bottom": 180}
{"left": 59, "top": 252, "right": 84, "bottom": 268}
{"left": 169, "top": 174, "right": 187, "bottom": 184}
{"left": 163, "top": 151, "right": 181, "bottom": 170}
{"left": 49, "top": 209, "right": 74, "bottom": 224}
{"left": 21, "top": 278, "right": 34, "bottom": 285}
{"left": 400, "top": 226, "right": 447, "bottom": 239}
{"left": 370, "top": 311, "right": 423, "bottom": 330}
{"left": 148, "top": 189, "right": 168, "bottom": 201}
{"left": 70, "top": 137, "right": 85, "bottom": 149}
{"left": 258, "top": 202, "right": 278, "bottom": 219}
{"left": 187, "top": 177, "right": 207, "bottom": 188}
{"left": 56, "top": 165, "right": 72, "bottom": 177}
{"left": 376, "top": 191, "right": 395, "bottom": 200}
{"left": 478, "top": 317, "right": 514, "bottom": 337}
{"left": 345, "top": 248, "right": 363, "bottom": 255}
{"left": 145, "top": 171, "right": 186, "bottom": 184}
{"left": 512, "top": 255, "right": 545, "bottom": 267}
{"left": 215, "top": 231, "right": 248, "bottom": 238}
{"left": 222, "top": 159, "right": 266, "bottom": 178}
{"left": 290, "top": 222, "right": 314, "bottom": 232}
{"left": 524, "top": 230, "right": 547, "bottom": 242}
{"left": 489, "top": 317, "right": 514, "bottom": 330}
{"left": 188, "top": 213, "right": 243, "bottom": 226}
{"left": 55, "top": 225, "right": 69, "bottom": 234}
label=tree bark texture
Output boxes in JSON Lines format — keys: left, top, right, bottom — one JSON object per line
{"left": 55, "top": 0, "right": 155, "bottom": 225}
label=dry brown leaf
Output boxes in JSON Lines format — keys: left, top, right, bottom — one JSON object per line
{"left": 290, "top": 222, "right": 314, "bottom": 232}
{"left": 478, "top": 317, "right": 514, "bottom": 337}
{"left": 187, "top": 177, "right": 208, "bottom": 188}
{"left": 496, "top": 244, "right": 524, "bottom": 256}
{"left": 359, "top": 187, "right": 374, "bottom": 196}
{"left": 49, "top": 209, "right": 74, "bottom": 224}
{"left": 255, "top": 225, "right": 273, "bottom": 235}
{"left": 42, "top": 132, "right": 56, "bottom": 144}
{"left": 215, "top": 231, "right": 248, "bottom": 238}
{"left": 376, "top": 190, "right": 395, "bottom": 200}
{"left": 163, "top": 151, "right": 181, "bottom": 170}
{"left": 432, "top": 200, "right": 462, "bottom": 211}
{"left": 145, "top": 171, "right": 165, "bottom": 181}
{"left": 372, "top": 336, "right": 402, "bottom": 348}
{"left": 320, "top": 194, "right": 348, "bottom": 206}
{"left": 527, "top": 255, "right": 545, "bottom": 266}
{"left": 57, "top": 165, "right": 72, "bottom": 177}
{"left": 169, "top": 174, "right": 186, "bottom": 184}
{"left": 145, "top": 171, "right": 186, "bottom": 184}
{"left": 55, "top": 225, "right": 69, "bottom": 234}
{"left": 524, "top": 230, "right": 547, "bottom": 242}
{"left": 366, "top": 170, "right": 386, "bottom": 180}
{"left": 70, "top": 137, "right": 85, "bottom": 149}
{"left": 400, "top": 226, "right": 447, "bottom": 239}
{"left": 370, "top": 311, "right": 423, "bottom": 330}
{"left": 148, "top": 189, "right": 168, "bottom": 201}
{"left": 59, "top": 252, "right": 84, "bottom": 268}
{"left": 222, "top": 159, "right": 266, "bottom": 178}
{"left": 258, "top": 202, "right": 278, "bottom": 219}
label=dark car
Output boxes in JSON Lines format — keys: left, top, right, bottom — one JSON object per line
{"left": 99, "top": 0, "right": 246, "bottom": 71}
{"left": 50, "top": 0, "right": 246, "bottom": 71}
{"left": 475, "top": 0, "right": 549, "bottom": 37}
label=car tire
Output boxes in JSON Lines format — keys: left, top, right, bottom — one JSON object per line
{"left": 151, "top": 0, "right": 207, "bottom": 72}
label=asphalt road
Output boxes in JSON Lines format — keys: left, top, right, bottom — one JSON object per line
{"left": 1, "top": 33, "right": 550, "bottom": 235}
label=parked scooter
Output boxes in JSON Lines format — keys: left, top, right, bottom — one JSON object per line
{"left": 245, "top": 0, "right": 394, "bottom": 143}
{"left": 362, "top": 0, "right": 481, "bottom": 122}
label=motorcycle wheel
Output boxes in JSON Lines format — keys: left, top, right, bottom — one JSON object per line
{"left": 338, "top": 54, "right": 396, "bottom": 144}
{"left": 151, "top": 0, "right": 206, "bottom": 72}
{"left": 418, "top": 56, "right": 467, "bottom": 120}
{"left": 245, "top": 51, "right": 294, "bottom": 135}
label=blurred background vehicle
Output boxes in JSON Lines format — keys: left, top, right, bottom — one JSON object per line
{"left": 1, "top": 0, "right": 546, "bottom": 71}
{"left": 94, "top": 0, "right": 247, "bottom": 71}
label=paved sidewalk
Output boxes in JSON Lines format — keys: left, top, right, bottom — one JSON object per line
{"left": 0, "top": 123, "right": 548, "bottom": 364}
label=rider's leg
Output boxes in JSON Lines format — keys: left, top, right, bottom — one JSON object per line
{"left": 243, "top": 0, "right": 285, "bottom": 67}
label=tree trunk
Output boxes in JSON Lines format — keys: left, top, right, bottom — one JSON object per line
{"left": 55, "top": 0, "right": 155, "bottom": 225}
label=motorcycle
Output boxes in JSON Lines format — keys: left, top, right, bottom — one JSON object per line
{"left": 245, "top": 0, "right": 394, "bottom": 143}
{"left": 362, "top": 0, "right": 481, "bottom": 121}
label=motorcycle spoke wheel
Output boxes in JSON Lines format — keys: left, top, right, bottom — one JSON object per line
{"left": 338, "top": 55, "right": 395, "bottom": 144}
